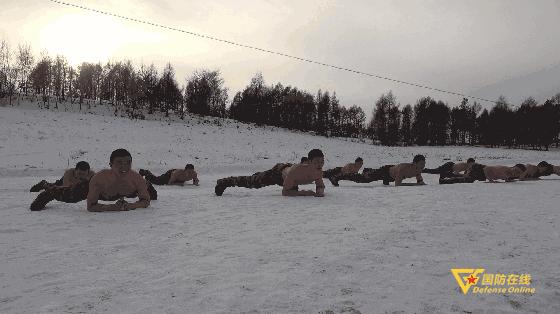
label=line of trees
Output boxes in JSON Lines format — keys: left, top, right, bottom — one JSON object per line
{"left": 1, "top": 39, "right": 559, "bottom": 149}
{"left": 369, "top": 92, "right": 560, "bottom": 150}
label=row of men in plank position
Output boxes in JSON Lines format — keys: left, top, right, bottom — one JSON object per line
{"left": 29, "top": 148, "right": 560, "bottom": 211}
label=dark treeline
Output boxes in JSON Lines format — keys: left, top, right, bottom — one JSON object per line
{"left": 1, "top": 39, "right": 559, "bottom": 149}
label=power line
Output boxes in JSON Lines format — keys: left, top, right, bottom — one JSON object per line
{"left": 47, "top": 0, "right": 496, "bottom": 104}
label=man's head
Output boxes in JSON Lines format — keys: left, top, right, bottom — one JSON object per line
{"left": 184, "top": 163, "right": 195, "bottom": 175}
{"left": 413, "top": 154, "right": 426, "bottom": 169}
{"left": 110, "top": 148, "right": 132, "bottom": 175}
{"left": 300, "top": 157, "right": 309, "bottom": 164}
{"left": 307, "top": 149, "right": 325, "bottom": 170}
{"left": 537, "top": 161, "right": 554, "bottom": 176}
{"left": 355, "top": 157, "right": 363, "bottom": 165}
{"left": 75, "top": 161, "right": 91, "bottom": 180}
{"left": 467, "top": 158, "right": 475, "bottom": 164}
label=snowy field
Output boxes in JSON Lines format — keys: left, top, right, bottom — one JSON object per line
{"left": 1, "top": 100, "right": 560, "bottom": 313}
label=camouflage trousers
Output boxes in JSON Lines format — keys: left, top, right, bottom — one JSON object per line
{"left": 144, "top": 169, "right": 174, "bottom": 185}
{"left": 323, "top": 167, "right": 343, "bottom": 179}
{"left": 335, "top": 165, "right": 395, "bottom": 185}
{"left": 438, "top": 163, "right": 486, "bottom": 184}
{"left": 220, "top": 163, "right": 292, "bottom": 189}
{"left": 423, "top": 162, "right": 456, "bottom": 176}
{"left": 30, "top": 176, "right": 64, "bottom": 191}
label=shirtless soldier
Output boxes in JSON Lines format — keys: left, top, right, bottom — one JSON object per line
{"left": 331, "top": 154, "right": 426, "bottom": 186}
{"left": 423, "top": 158, "right": 475, "bottom": 176}
{"left": 438, "top": 161, "right": 487, "bottom": 184}
{"left": 483, "top": 164, "right": 526, "bottom": 183}
{"left": 30, "top": 149, "right": 157, "bottom": 211}
{"left": 323, "top": 157, "right": 363, "bottom": 186}
{"left": 87, "top": 149, "right": 152, "bottom": 212}
{"left": 215, "top": 149, "right": 325, "bottom": 197}
{"left": 518, "top": 161, "right": 554, "bottom": 180}
{"left": 30, "top": 161, "right": 95, "bottom": 192}
{"left": 139, "top": 164, "right": 199, "bottom": 186}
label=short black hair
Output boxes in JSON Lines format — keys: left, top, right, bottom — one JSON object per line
{"left": 467, "top": 158, "right": 475, "bottom": 163}
{"left": 537, "top": 161, "right": 553, "bottom": 175}
{"left": 301, "top": 157, "right": 308, "bottom": 163}
{"left": 308, "top": 149, "right": 324, "bottom": 160}
{"left": 514, "top": 164, "right": 526, "bottom": 172}
{"left": 413, "top": 154, "right": 425, "bottom": 163}
{"left": 75, "top": 161, "right": 90, "bottom": 171}
{"left": 355, "top": 157, "right": 363, "bottom": 163}
{"left": 110, "top": 148, "right": 132, "bottom": 163}
{"left": 185, "top": 164, "right": 194, "bottom": 170}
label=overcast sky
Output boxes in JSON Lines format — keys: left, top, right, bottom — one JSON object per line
{"left": 2, "top": 0, "right": 560, "bottom": 113}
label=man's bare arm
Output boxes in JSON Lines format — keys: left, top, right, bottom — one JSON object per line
{"left": 126, "top": 180, "right": 151, "bottom": 209}
{"left": 167, "top": 171, "right": 179, "bottom": 185}
{"left": 416, "top": 173, "right": 426, "bottom": 185}
{"left": 124, "top": 198, "right": 149, "bottom": 210}
{"left": 315, "top": 178, "right": 325, "bottom": 197}
{"left": 86, "top": 184, "right": 125, "bottom": 212}
{"left": 394, "top": 172, "right": 403, "bottom": 186}
{"left": 282, "top": 177, "right": 315, "bottom": 196}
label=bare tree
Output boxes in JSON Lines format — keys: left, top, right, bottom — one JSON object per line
{"left": 16, "top": 43, "right": 34, "bottom": 96}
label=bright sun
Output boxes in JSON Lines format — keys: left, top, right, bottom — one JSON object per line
{"left": 38, "top": 12, "right": 152, "bottom": 66}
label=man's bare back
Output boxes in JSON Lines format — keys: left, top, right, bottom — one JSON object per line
{"left": 169, "top": 169, "right": 199, "bottom": 185}
{"left": 62, "top": 168, "right": 95, "bottom": 187}
{"left": 483, "top": 165, "right": 523, "bottom": 182}
{"left": 341, "top": 162, "right": 362, "bottom": 175}
{"left": 389, "top": 163, "right": 425, "bottom": 186}
{"left": 452, "top": 162, "right": 469, "bottom": 174}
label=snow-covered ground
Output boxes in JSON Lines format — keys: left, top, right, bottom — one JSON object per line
{"left": 1, "top": 99, "right": 559, "bottom": 313}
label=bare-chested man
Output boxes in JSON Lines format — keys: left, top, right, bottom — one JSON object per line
{"left": 30, "top": 149, "right": 157, "bottom": 211}
{"left": 423, "top": 158, "right": 475, "bottom": 176}
{"left": 30, "top": 161, "right": 95, "bottom": 192}
{"left": 332, "top": 154, "right": 426, "bottom": 186}
{"left": 323, "top": 157, "right": 363, "bottom": 186}
{"left": 519, "top": 161, "right": 554, "bottom": 180}
{"left": 483, "top": 164, "right": 526, "bottom": 183}
{"left": 139, "top": 164, "right": 199, "bottom": 186}
{"left": 438, "top": 161, "right": 490, "bottom": 184}
{"left": 215, "top": 149, "right": 325, "bottom": 197}
{"left": 423, "top": 158, "right": 477, "bottom": 184}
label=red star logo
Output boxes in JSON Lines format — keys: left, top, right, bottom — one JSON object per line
{"left": 467, "top": 274, "right": 478, "bottom": 284}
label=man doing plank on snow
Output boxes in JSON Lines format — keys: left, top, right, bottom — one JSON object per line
{"left": 30, "top": 149, "right": 157, "bottom": 211}
{"left": 331, "top": 154, "right": 427, "bottom": 187}
{"left": 139, "top": 164, "right": 199, "bottom": 186}
{"left": 30, "top": 161, "right": 95, "bottom": 192}
{"left": 215, "top": 149, "right": 325, "bottom": 197}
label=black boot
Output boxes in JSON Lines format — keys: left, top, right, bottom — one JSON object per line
{"left": 215, "top": 178, "right": 231, "bottom": 196}
{"left": 328, "top": 175, "right": 339, "bottom": 187}
{"left": 147, "top": 182, "right": 158, "bottom": 200}
{"left": 30, "top": 180, "right": 48, "bottom": 192}
{"left": 30, "top": 190, "right": 55, "bottom": 211}
{"left": 139, "top": 169, "right": 151, "bottom": 177}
